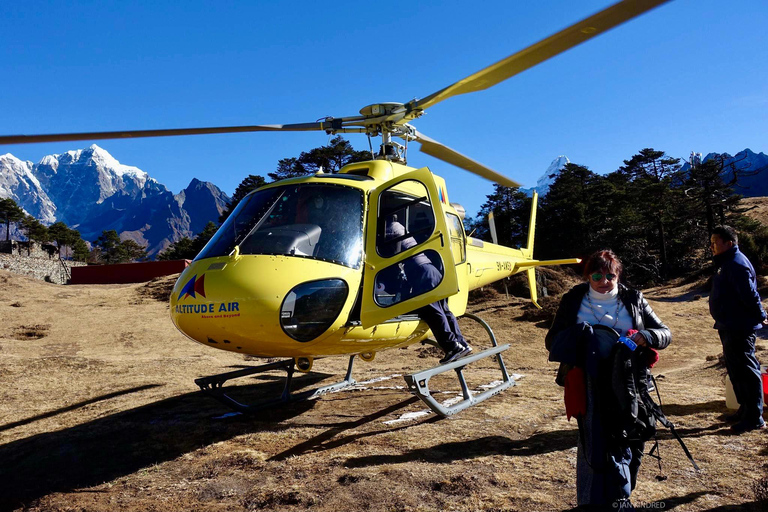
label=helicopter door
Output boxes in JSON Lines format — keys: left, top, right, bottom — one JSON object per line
{"left": 360, "top": 167, "right": 458, "bottom": 328}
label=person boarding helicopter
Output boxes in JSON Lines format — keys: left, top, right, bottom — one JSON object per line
{"left": 383, "top": 214, "right": 472, "bottom": 364}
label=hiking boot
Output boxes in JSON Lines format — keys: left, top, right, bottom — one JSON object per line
{"left": 730, "top": 417, "right": 766, "bottom": 434}
{"left": 439, "top": 345, "right": 473, "bottom": 364}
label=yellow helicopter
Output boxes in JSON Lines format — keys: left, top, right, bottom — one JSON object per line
{"left": 0, "top": 0, "right": 670, "bottom": 416}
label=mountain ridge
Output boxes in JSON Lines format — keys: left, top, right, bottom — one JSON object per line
{"left": 0, "top": 145, "right": 229, "bottom": 257}
{"left": 526, "top": 148, "right": 767, "bottom": 199}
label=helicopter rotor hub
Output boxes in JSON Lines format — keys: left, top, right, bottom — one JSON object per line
{"left": 359, "top": 102, "right": 404, "bottom": 117}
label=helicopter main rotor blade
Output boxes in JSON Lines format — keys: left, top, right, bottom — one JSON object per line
{"left": 0, "top": 122, "right": 334, "bottom": 146}
{"left": 411, "top": 130, "right": 521, "bottom": 188}
{"left": 409, "top": 0, "right": 670, "bottom": 112}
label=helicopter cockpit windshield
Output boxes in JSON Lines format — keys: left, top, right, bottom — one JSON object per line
{"left": 196, "top": 183, "right": 364, "bottom": 268}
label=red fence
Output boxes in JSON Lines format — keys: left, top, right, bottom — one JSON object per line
{"left": 70, "top": 260, "right": 190, "bottom": 284}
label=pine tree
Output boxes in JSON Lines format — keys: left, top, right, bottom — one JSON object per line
{"left": 93, "top": 230, "right": 147, "bottom": 264}
{"left": 119, "top": 239, "right": 148, "bottom": 263}
{"left": 20, "top": 215, "right": 49, "bottom": 254}
{"left": 47, "top": 221, "right": 81, "bottom": 257}
{"left": 685, "top": 155, "right": 741, "bottom": 235}
{"left": 616, "top": 149, "right": 684, "bottom": 278}
{"left": 157, "top": 237, "right": 194, "bottom": 261}
{"left": 539, "top": 163, "right": 605, "bottom": 259}
{"left": 474, "top": 185, "right": 531, "bottom": 248}
{"left": 190, "top": 221, "right": 218, "bottom": 255}
{"left": 219, "top": 174, "right": 267, "bottom": 223}
{"left": 223, "top": 136, "right": 370, "bottom": 223}
{"left": 158, "top": 221, "right": 219, "bottom": 260}
{"left": 93, "top": 230, "right": 121, "bottom": 264}
{"left": 0, "top": 198, "right": 25, "bottom": 241}
{"left": 297, "top": 136, "right": 371, "bottom": 174}
{"left": 268, "top": 157, "right": 308, "bottom": 182}
{"left": 72, "top": 237, "right": 90, "bottom": 262}
{"left": 268, "top": 136, "right": 369, "bottom": 181}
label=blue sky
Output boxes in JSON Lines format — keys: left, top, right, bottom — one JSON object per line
{"left": 2, "top": 0, "right": 767, "bottom": 218}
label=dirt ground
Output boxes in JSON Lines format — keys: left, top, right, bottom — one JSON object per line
{"left": 1, "top": 268, "right": 768, "bottom": 512}
{"left": 742, "top": 197, "right": 768, "bottom": 227}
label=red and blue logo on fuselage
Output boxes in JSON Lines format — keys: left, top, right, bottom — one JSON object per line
{"left": 179, "top": 274, "right": 206, "bottom": 300}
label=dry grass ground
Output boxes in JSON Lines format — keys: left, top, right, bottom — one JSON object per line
{"left": 742, "top": 197, "right": 768, "bottom": 226}
{"left": 1, "top": 269, "right": 768, "bottom": 512}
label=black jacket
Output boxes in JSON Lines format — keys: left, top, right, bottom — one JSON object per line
{"left": 545, "top": 283, "right": 671, "bottom": 384}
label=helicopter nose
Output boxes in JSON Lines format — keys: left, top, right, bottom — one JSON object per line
{"left": 170, "top": 255, "right": 360, "bottom": 356}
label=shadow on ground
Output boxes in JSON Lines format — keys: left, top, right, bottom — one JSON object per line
{"left": 649, "top": 286, "right": 709, "bottom": 303}
{"left": 344, "top": 429, "right": 579, "bottom": 468}
{"left": 0, "top": 375, "right": 331, "bottom": 511}
{"left": 0, "top": 384, "right": 162, "bottom": 433}
{"left": 661, "top": 400, "right": 725, "bottom": 417}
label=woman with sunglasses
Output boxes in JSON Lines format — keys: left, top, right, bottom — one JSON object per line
{"left": 545, "top": 249, "right": 671, "bottom": 510}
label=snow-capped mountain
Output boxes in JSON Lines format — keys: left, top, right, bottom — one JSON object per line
{"left": 0, "top": 153, "right": 57, "bottom": 224}
{"left": 0, "top": 145, "right": 229, "bottom": 256}
{"left": 705, "top": 149, "right": 768, "bottom": 198}
{"left": 521, "top": 155, "right": 570, "bottom": 197}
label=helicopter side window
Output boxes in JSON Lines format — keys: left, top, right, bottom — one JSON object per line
{"left": 446, "top": 213, "right": 466, "bottom": 264}
{"left": 374, "top": 180, "right": 444, "bottom": 307}
{"left": 376, "top": 181, "right": 436, "bottom": 259}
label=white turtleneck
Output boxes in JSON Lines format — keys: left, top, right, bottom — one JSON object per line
{"left": 577, "top": 285, "right": 633, "bottom": 335}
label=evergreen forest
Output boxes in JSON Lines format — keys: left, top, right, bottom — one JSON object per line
{"left": 468, "top": 148, "right": 768, "bottom": 287}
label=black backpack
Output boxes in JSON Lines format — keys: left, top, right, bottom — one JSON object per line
{"left": 593, "top": 325, "right": 700, "bottom": 472}
{"left": 609, "top": 342, "right": 660, "bottom": 442}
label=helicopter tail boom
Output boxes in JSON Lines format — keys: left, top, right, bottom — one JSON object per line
{"left": 465, "top": 242, "right": 580, "bottom": 291}
{"left": 466, "top": 190, "right": 580, "bottom": 305}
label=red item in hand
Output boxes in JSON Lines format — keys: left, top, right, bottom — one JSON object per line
{"left": 646, "top": 347, "right": 660, "bottom": 368}
{"left": 564, "top": 367, "right": 587, "bottom": 421}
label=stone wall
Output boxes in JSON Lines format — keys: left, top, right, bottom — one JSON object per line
{"left": 0, "top": 240, "right": 58, "bottom": 258}
{"left": 0, "top": 252, "right": 86, "bottom": 285}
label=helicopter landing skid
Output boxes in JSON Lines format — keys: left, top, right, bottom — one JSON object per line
{"left": 403, "top": 313, "right": 514, "bottom": 417}
{"left": 194, "top": 356, "right": 357, "bottom": 414}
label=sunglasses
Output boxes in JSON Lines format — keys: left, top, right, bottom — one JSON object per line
{"left": 591, "top": 272, "right": 617, "bottom": 282}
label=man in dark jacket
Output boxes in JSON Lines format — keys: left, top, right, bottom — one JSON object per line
{"left": 709, "top": 225, "right": 767, "bottom": 433}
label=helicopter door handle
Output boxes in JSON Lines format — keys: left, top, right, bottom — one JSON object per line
{"left": 432, "top": 231, "right": 445, "bottom": 248}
